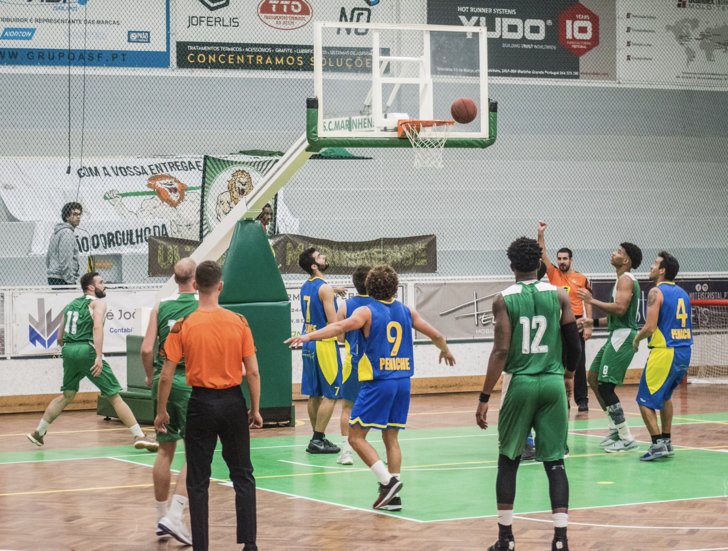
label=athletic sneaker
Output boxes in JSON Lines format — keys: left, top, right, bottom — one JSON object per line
{"left": 521, "top": 442, "right": 536, "bottom": 461}
{"left": 373, "top": 477, "right": 403, "bottom": 509}
{"left": 26, "top": 430, "right": 45, "bottom": 447}
{"left": 640, "top": 442, "right": 669, "bottom": 462}
{"left": 603, "top": 439, "right": 639, "bottom": 453}
{"left": 552, "top": 538, "right": 569, "bottom": 550}
{"left": 157, "top": 514, "right": 192, "bottom": 545}
{"left": 380, "top": 496, "right": 402, "bottom": 511}
{"left": 337, "top": 449, "right": 354, "bottom": 465}
{"left": 599, "top": 430, "right": 619, "bottom": 447}
{"left": 134, "top": 435, "right": 159, "bottom": 453}
{"left": 306, "top": 438, "right": 340, "bottom": 454}
{"left": 660, "top": 438, "right": 674, "bottom": 456}
{"left": 577, "top": 402, "right": 589, "bottom": 413}
{"left": 488, "top": 538, "right": 515, "bottom": 550}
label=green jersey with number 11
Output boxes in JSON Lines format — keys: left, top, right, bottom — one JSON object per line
{"left": 502, "top": 281, "right": 563, "bottom": 376}
{"left": 62, "top": 295, "right": 95, "bottom": 345}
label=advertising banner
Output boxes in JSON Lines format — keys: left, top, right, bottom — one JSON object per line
{"left": 0, "top": 0, "right": 170, "bottom": 69}
{"left": 147, "top": 235, "right": 200, "bottom": 277}
{"left": 174, "top": 0, "right": 402, "bottom": 71}
{"left": 616, "top": 0, "right": 728, "bottom": 88}
{"left": 0, "top": 156, "right": 204, "bottom": 256}
{"left": 12, "top": 289, "right": 157, "bottom": 355}
{"left": 200, "top": 155, "right": 280, "bottom": 239}
{"left": 426, "top": 0, "right": 616, "bottom": 80}
{"left": 272, "top": 234, "right": 437, "bottom": 275}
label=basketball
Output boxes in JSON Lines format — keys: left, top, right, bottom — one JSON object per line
{"left": 450, "top": 97, "right": 478, "bottom": 124}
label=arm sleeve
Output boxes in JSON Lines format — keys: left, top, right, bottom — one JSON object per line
{"left": 561, "top": 321, "right": 581, "bottom": 372}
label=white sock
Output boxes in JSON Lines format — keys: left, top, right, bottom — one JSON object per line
{"left": 169, "top": 494, "right": 188, "bottom": 519}
{"left": 616, "top": 421, "right": 633, "bottom": 441}
{"left": 156, "top": 500, "right": 168, "bottom": 521}
{"left": 553, "top": 512, "right": 568, "bottom": 528}
{"left": 340, "top": 440, "right": 351, "bottom": 452}
{"left": 36, "top": 419, "right": 50, "bottom": 436}
{"left": 371, "top": 460, "right": 392, "bottom": 485}
{"left": 497, "top": 509, "right": 513, "bottom": 526}
{"left": 390, "top": 472, "right": 400, "bottom": 480}
{"left": 129, "top": 424, "right": 145, "bottom": 438}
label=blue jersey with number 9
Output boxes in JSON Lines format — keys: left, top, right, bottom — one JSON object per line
{"left": 359, "top": 299, "right": 414, "bottom": 382}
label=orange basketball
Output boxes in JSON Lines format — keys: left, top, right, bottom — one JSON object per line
{"left": 450, "top": 97, "right": 478, "bottom": 124}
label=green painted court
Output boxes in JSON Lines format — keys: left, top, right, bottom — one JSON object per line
{"left": 4, "top": 411, "right": 726, "bottom": 524}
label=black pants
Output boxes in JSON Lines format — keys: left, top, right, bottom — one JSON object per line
{"left": 185, "top": 386, "right": 256, "bottom": 551}
{"left": 573, "top": 325, "right": 588, "bottom": 406}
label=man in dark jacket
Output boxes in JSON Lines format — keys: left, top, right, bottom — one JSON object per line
{"left": 46, "top": 202, "right": 82, "bottom": 286}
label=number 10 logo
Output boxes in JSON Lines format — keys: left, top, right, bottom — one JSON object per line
{"left": 565, "top": 19, "right": 592, "bottom": 40}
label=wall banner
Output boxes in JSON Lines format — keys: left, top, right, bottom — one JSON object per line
{"left": 426, "top": 0, "right": 616, "bottom": 80}
{"left": 147, "top": 236, "right": 200, "bottom": 277}
{"left": 12, "top": 289, "right": 157, "bottom": 356}
{"left": 0, "top": 0, "right": 170, "bottom": 68}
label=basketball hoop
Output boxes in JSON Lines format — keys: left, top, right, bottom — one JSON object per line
{"left": 397, "top": 119, "right": 455, "bottom": 169}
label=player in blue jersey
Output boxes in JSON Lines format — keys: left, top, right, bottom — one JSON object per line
{"left": 335, "top": 265, "right": 372, "bottom": 466}
{"left": 298, "top": 247, "right": 343, "bottom": 454}
{"left": 286, "top": 264, "right": 455, "bottom": 510}
{"left": 633, "top": 251, "right": 693, "bottom": 461}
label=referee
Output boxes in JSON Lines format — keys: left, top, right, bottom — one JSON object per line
{"left": 155, "top": 260, "right": 263, "bottom": 551}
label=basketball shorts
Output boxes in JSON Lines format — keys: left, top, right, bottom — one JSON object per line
{"left": 589, "top": 328, "right": 638, "bottom": 385}
{"left": 341, "top": 356, "right": 361, "bottom": 403}
{"left": 636, "top": 347, "right": 691, "bottom": 410}
{"left": 61, "top": 342, "right": 122, "bottom": 397}
{"left": 152, "top": 370, "right": 192, "bottom": 443}
{"left": 498, "top": 374, "right": 568, "bottom": 462}
{"left": 349, "top": 378, "right": 411, "bottom": 431}
{"left": 301, "top": 338, "right": 342, "bottom": 400}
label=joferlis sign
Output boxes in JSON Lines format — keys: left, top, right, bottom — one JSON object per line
{"left": 426, "top": 0, "right": 615, "bottom": 80}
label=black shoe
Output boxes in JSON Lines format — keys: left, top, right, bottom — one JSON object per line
{"left": 243, "top": 544, "right": 258, "bottom": 551}
{"left": 552, "top": 538, "right": 569, "bottom": 550}
{"left": 488, "top": 538, "right": 515, "bottom": 550}
{"left": 380, "top": 495, "right": 402, "bottom": 511}
{"left": 306, "top": 438, "right": 340, "bottom": 454}
{"left": 577, "top": 402, "right": 589, "bottom": 413}
{"left": 522, "top": 442, "right": 536, "bottom": 461}
{"left": 373, "top": 477, "right": 403, "bottom": 509}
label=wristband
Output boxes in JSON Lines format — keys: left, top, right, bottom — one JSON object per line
{"left": 593, "top": 318, "right": 600, "bottom": 328}
{"left": 479, "top": 392, "right": 490, "bottom": 403}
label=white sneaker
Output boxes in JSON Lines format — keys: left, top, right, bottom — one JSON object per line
{"left": 337, "top": 449, "right": 354, "bottom": 465}
{"left": 599, "top": 430, "right": 619, "bottom": 448}
{"left": 157, "top": 514, "right": 192, "bottom": 546}
{"left": 604, "top": 439, "right": 639, "bottom": 453}
{"left": 155, "top": 520, "right": 168, "bottom": 539}
{"left": 133, "top": 434, "right": 159, "bottom": 453}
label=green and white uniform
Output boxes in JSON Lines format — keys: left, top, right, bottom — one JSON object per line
{"left": 60, "top": 295, "right": 122, "bottom": 396}
{"left": 151, "top": 292, "right": 198, "bottom": 443}
{"left": 589, "top": 272, "right": 640, "bottom": 385}
{"left": 498, "top": 280, "right": 568, "bottom": 462}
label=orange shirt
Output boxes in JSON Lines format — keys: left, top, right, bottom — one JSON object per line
{"left": 164, "top": 308, "right": 256, "bottom": 389}
{"left": 546, "top": 264, "right": 590, "bottom": 317}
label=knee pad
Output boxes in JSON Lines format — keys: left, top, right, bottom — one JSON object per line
{"left": 606, "top": 402, "right": 626, "bottom": 425}
{"left": 543, "top": 460, "right": 569, "bottom": 510}
{"left": 597, "top": 382, "right": 619, "bottom": 407}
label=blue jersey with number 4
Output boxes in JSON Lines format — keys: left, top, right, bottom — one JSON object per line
{"left": 649, "top": 282, "right": 693, "bottom": 349}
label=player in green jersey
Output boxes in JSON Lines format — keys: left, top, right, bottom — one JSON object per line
{"left": 476, "top": 237, "right": 581, "bottom": 551}
{"left": 141, "top": 258, "right": 198, "bottom": 545}
{"left": 578, "top": 242, "right": 642, "bottom": 453}
{"left": 27, "top": 272, "right": 156, "bottom": 451}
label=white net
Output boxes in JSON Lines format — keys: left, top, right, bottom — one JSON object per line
{"left": 400, "top": 122, "right": 453, "bottom": 169}
{"left": 690, "top": 301, "right": 728, "bottom": 384}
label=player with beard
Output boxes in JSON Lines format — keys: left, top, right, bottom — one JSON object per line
{"left": 297, "top": 248, "right": 343, "bottom": 454}
{"left": 27, "top": 272, "right": 157, "bottom": 451}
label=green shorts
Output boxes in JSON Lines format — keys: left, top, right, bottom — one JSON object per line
{"left": 589, "top": 329, "right": 637, "bottom": 385}
{"left": 152, "top": 370, "right": 191, "bottom": 443}
{"left": 61, "top": 343, "right": 122, "bottom": 397}
{"left": 498, "top": 373, "right": 568, "bottom": 462}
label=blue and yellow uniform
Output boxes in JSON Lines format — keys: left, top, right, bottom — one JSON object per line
{"left": 637, "top": 282, "right": 693, "bottom": 409}
{"left": 300, "top": 276, "right": 342, "bottom": 399}
{"left": 341, "top": 295, "right": 372, "bottom": 403}
{"left": 349, "top": 299, "right": 414, "bottom": 430}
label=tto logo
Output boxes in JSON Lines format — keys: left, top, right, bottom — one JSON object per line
{"left": 559, "top": 3, "right": 599, "bottom": 57}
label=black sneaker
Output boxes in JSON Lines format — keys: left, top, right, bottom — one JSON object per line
{"left": 552, "top": 538, "right": 569, "bottom": 550}
{"left": 306, "top": 438, "right": 340, "bottom": 454}
{"left": 522, "top": 442, "right": 536, "bottom": 461}
{"left": 373, "top": 477, "right": 403, "bottom": 509}
{"left": 380, "top": 496, "right": 402, "bottom": 511}
{"left": 488, "top": 538, "right": 515, "bottom": 550}
{"left": 577, "top": 402, "right": 589, "bottom": 413}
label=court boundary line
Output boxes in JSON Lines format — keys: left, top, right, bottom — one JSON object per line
{"left": 512, "top": 512, "right": 728, "bottom": 531}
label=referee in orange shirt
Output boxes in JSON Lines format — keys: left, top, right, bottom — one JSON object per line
{"left": 538, "top": 221, "right": 592, "bottom": 412}
{"left": 155, "top": 260, "right": 263, "bottom": 551}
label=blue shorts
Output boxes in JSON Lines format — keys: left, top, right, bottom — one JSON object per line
{"left": 341, "top": 358, "right": 361, "bottom": 403}
{"left": 349, "top": 378, "right": 411, "bottom": 431}
{"left": 301, "top": 338, "right": 342, "bottom": 400}
{"left": 637, "top": 347, "right": 691, "bottom": 410}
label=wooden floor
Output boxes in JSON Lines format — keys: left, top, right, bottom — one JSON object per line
{"left": 1, "top": 385, "right": 727, "bottom": 551}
